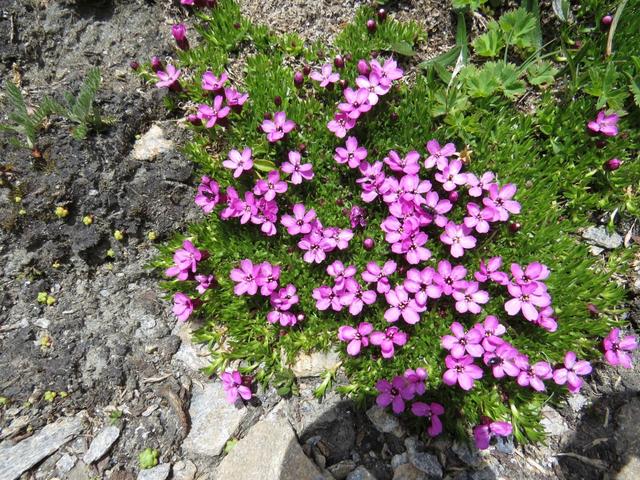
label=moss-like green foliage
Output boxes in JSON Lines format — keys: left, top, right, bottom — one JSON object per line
{"left": 152, "top": 0, "right": 638, "bottom": 444}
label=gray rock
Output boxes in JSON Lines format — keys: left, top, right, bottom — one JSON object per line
{"left": 56, "top": 453, "right": 77, "bottom": 474}
{"left": 328, "top": 460, "right": 357, "bottom": 479}
{"left": 393, "top": 463, "right": 428, "bottom": 480}
{"left": 290, "top": 350, "right": 341, "bottom": 378}
{"left": 182, "top": 382, "right": 249, "bottom": 457}
{"left": 366, "top": 406, "right": 404, "bottom": 437}
{"left": 132, "top": 124, "right": 174, "bottom": 161}
{"left": 451, "top": 441, "right": 481, "bottom": 467}
{"left": 567, "top": 393, "right": 588, "bottom": 413}
{"left": 540, "top": 406, "right": 569, "bottom": 438}
{"left": 615, "top": 397, "right": 640, "bottom": 458}
{"left": 469, "top": 467, "right": 495, "bottom": 480}
{"left": 0, "top": 415, "right": 83, "bottom": 480}
{"left": 65, "top": 460, "right": 93, "bottom": 480}
{"left": 172, "top": 460, "right": 197, "bottom": 480}
{"left": 617, "top": 456, "right": 640, "bottom": 480}
{"left": 346, "top": 465, "right": 377, "bottom": 480}
{"left": 404, "top": 437, "right": 424, "bottom": 456}
{"left": 495, "top": 435, "right": 514, "bottom": 455}
{"left": 582, "top": 226, "right": 623, "bottom": 249}
{"left": 391, "top": 453, "right": 409, "bottom": 469}
{"left": 172, "top": 323, "right": 210, "bottom": 372}
{"left": 138, "top": 463, "right": 171, "bottom": 480}
{"left": 83, "top": 425, "right": 120, "bottom": 463}
{"left": 409, "top": 452, "right": 442, "bottom": 479}
{"left": 216, "top": 415, "right": 322, "bottom": 480}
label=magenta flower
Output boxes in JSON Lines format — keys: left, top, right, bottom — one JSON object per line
{"left": 553, "top": 351, "right": 592, "bottom": 393}
{"left": 220, "top": 370, "right": 252, "bottom": 404}
{"left": 267, "top": 309, "right": 298, "bottom": 326}
{"left": 403, "top": 368, "right": 428, "bottom": 396}
{"left": 464, "top": 202, "right": 494, "bottom": 234}
{"left": 261, "top": 112, "right": 296, "bottom": 142}
{"left": 224, "top": 88, "right": 249, "bottom": 110}
{"left": 474, "top": 315, "right": 506, "bottom": 351}
{"left": 233, "top": 191, "right": 258, "bottom": 224}
{"left": 202, "top": 71, "right": 228, "bottom": 92}
{"left": 424, "top": 140, "right": 457, "bottom": 170}
{"left": 165, "top": 240, "right": 205, "bottom": 280}
{"left": 338, "top": 88, "right": 372, "bottom": 119}
{"left": 381, "top": 215, "right": 419, "bottom": 244}
{"left": 504, "top": 283, "right": 551, "bottom": 322}
{"left": 422, "top": 191, "right": 452, "bottom": 227}
{"left": 384, "top": 150, "right": 421, "bottom": 175}
{"left": 440, "top": 222, "right": 477, "bottom": 258}
{"left": 474, "top": 257, "right": 509, "bottom": 285}
{"left": 355, "top": 71, "right": 389, "bottom": 105}
{"left": 510, "top": 262, "right": 550, "bottom": 287}
{"left": 338, "top": 322, "right": 374, "bottom": 356}
{"left": 357, "top": 161, "right": 386, "bottom": 202}
{"left": 194, "top": 176, "right": 220, "bottom": 214}
{"left": 603, "top": 328, "right": 637, "bottom": 369}
{"left": 483, "top": 342, "right": 520, "bottom": 378}
{"left": 411, "top": 402, "right": 445, "bottom": 437}
{"left": 349, "top": 206, "right": 367, "bottom": 229}
{"left": 339, "top": 280, "right": 377, "bottom": 315}
{"left": 327, "top": 261, "right": 357, "bottom": 290}
{"left": 230, "top": 259, "right": 262, "bottom": 295}
{"left": 370, "top": 58, "right": 403, "bottom": 87}
{"left": 433, "top": 260, "right": 467, "bottom": 296}
{"left": 197, "top": 96, "right": 231, "bottom": 128}
{"left": 256, "top": 262, "right": 280, "bottom": 296}
{"left": 442, "top": 354, "right": 483, "bottom": 390}
{"left": 251, "top": 197, "right": 279, "bottom": 236}
{"left": 452, "top": 282, "right": 489, "bottom": 314}
{"left": 384, "top": 285, "right": 425, "bottom": 325}
{"left": 515, "top": 355, "right": 552, "bottom": 391}
{"left": 435, "top": 159, "right": 467, "bottom": 191}
{"left": 534, "top": 306, "right": 558, "bottom": 332}
{"left": 483, "top": 184, "right": 521, "bottom": 222}
{"left": 473, "top": 421, "right": 513, "bottom": 450}
{"left": 312, "top": 285, "right": 343, "bottom": 312}
{"left": 466, "top": 171, "right": 495, "bottom": 197}
{"left": 361, "top": 260, "right": 397, "bottom": 294}
{"left": 281, "top": 151, "right": 314, "bottom": 184}
{"left": 222, "top": 147, "right": 253, "bottom": 178}
{"left": 172, "top": 292, "right": 196, "bottom": 322}
{"left": 270, "top": 284, "right": 299, "bottom": 311}
{"left": 323, "top": 227, "right": 353, "bottom": 250}
{"left": 156, "top": 64, "right": 181, "bottom": 90}
{"left": 172, "top": 24, "right": 189, "bottom": 50}
{"left": 195, "top": 274, "right": 215, "bottom": 294}
{"left": 310, "top": 63, "right": 340, "bottom": 87}
{"left": 281, "top": 204, "right": 317, "bottom": 236}
{"left": 587, "top": 110, "right": 619, "bottom": 137}
{"left": 335, "top": 136, "right": 368, "bottom": 169}
{"left": 404, "top": 266, "right": 442, "bottom": 306}
{"left": 392, "top": 231, "right": 431, "bottom": 265}
{"left": 375, "top": 376, "right": 413, "bottom": 414}
{"left": 442, "top": 322, "right": 484, "bottom": 358}
{"left": 370, "top": 326, "right": 408, "bottom": 359}
{"left": 298, "top": 231, "right": 333, "bottom": 263}
{"left": 254, "top": 170, "right": 288, "bottom": 200}
{"left": 327, "top": 112, "right": 356, "bottom": 138}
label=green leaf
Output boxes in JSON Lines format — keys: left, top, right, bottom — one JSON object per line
{"left": 471, "top": 23, "right": 503, "bottom": 58}
{"left": 499, "top": 8, "right": 537, "bottom": 51}
{"left": 390, "top": 41, "right": 415, "bottom": 57}
{"left": 451, "top": 0, "right": 487, "bottom": 11}
{"left": 584, "top": 63, "right": 629, "bottom": 110}
{"left": 526, "top": 61, "right": 559, "bottom": 87}
{"left": 253, "top": 158, "right": 276, "bottom": 172}
{"left": 629, "top": 77, "right": 640, "bottom": 108}
{"left": 464, "top": 65, "right": 499, "bottom": 98}
{"left": 456, "top": 11, "right": 469, "bottom": 64}
{"left": 493, "top": 62, "right": 526, "bottom": 98}
{"left": 418, "top": 46, "right": 461, "bottom": 71}
{"left": 551, "top": 0, "right": 570, "bottom": 22}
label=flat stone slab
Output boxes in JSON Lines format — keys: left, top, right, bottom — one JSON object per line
{"left": 138, "top": 463, "right": 171, "bottom": 480}
{"left": 182, "top": 382, "right": 248, "bottom": 457}
{"left": 0, "top": 416, "right": 83, "bottom": 480}
{"left": 215, "top": 415, "right": 322, "bottom": 480}
{"left": 83, "top": 425, "right": 120, "bottom": 464}
{"left": 132, "top": 124, "right": 174, "bottom": 161}
{"left": 582, "top": 226, "right": 623, "bottom": 249}
{"left": 290, "top": 350, "right": 341, "bottom": 378}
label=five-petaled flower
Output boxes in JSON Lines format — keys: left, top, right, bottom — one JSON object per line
{"left": 261, "top": 111, "right": 296, "bottom": 142}
{"left": 221, "top": 370, "right": 253, "bottom": 404}
{"left": 338, "top": 322, "right": 374, "bottom": 356}
{"left": 375, "top": 376, "right": 413, "bottom": 414}
{"left": 370, "top": 326, "right": 408, "bottom": 359}
{"left": 553, "top": 351, "right": 592, "bottom": 393}
{"left": 310, "top": 63, "right": 340, "bottom": 87}
{"left": 156, "top": 64, "right": 181, "bottom": 89}
{"left": 173, "top": 292, "right": 197, "bottom": 322}
{"left": 411, "top": 401, "right": 445, "bottom": 437}
{"left": 603, "top": 328, "right": 637, "bottom": 369}
{"left": 230, "top": 259, "right": 262, "bottom": 295}
{"left": 223, "top": 147, "right": 253, "bottom": 178}
{"left": 442, "top": 354, "right": 483, "bottom": 390}
{"left": 473, "top": 420, "right": 513, "bottom": 450}
{"left": 197, "top": 96, "right": 231, "bottom": 128}
{"left": 281, "top": 151, "right": 314, "bottom": 184}
{"left": 335, "top": 136, "right": 368, "bottom": 169}
{"left": 587, "top": 110, "right": 619, "bottom": 137}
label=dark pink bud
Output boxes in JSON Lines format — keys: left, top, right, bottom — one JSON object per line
{"left": 587, "top": 303, "right": 600, "bottom": 316}
{"left": 363, "top": 238, "right": 375, "bottom": 250}
{"left": 367, "top": 19, "right": 377, "bottom": 32}
{"left": 601, "top": 15, "right": 613, "bottom": 26}
{"left": 233, "top": 22, "right": 241, "bottom": 29}
{"left": 187, "top": 114, "right": 201, "bottom": 126}
{"left": 294, "top": 71, "right": 304, "bottom": 88}
{"left": 129, "top": 61, "right": 140, "bottom": 71}
{"left": 509, "top": 222, "right": 521, "bottom": 233}
{"left": 298, "top": 143, "right": 307, "bottom": 153}
{"left": 448, "top": 191, "right": 458, "bottom": 203}
{"left": 334, "top": 55, "right": 345, "bottom": 69}
{"left": 172, "top": 24, "right": 187, "bottom": 42}
{"left": 263, "top": 112, "right": 273, "bottom": 120}
{"left": 390, "top": 111, "right": 399, "bottom": 122}
{"left": 605, "top": 158, "right": 621, "bottom": 171}
{"left": 595, "top": 139, "right": 607, "bottom": 149}
{"left": 151, "top": 56, "right": 163, "bottom": 72}
{"left": 297, "top": 314, "right": 305, "bottom": 322}
{"left": 303, "top": 64, "right": 311, "bottom": 76}
{"left": 339, "top": 79, "right": 348, "bottom": 91}
{"left": 377, "top": 8, "right": 387, "bottom": 22}
{"left": 345, "top": 53, "right": 352, "bottom": 62}
{"left": 274, "top": 96, "right": 282, "bottom": 106}
{"left": 357, "top": 59, "right": 371, "bottom": 75}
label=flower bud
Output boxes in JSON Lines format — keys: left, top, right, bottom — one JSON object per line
{"left": 357, "top": 59, "right": 371, "bottom": 76}
{"left": 390, "top": 111, "right": 399, "bottom": 122}
{"left": 297, "top": 314, "right": 305, "bottom": 322}
{"left": 233, "top": 22, "right": 241, "bottom": 29}
{"left": 509, "top": 222, "right": 521, "bottom": 233}
{"left": 303, "top": 64, "right": 311, "bottom": 76}
{"left": 293, "top": 71, "right": 304, "bottom": 88}
{"left": 334, "top": 55, "right": 345, "bottom": 69}
{"left": 187, "top": 114, "right": 202, "bottom": 126}
{"left": 605, "top": 158, "right": 621, "bottom": 171}
{"left": 448, "top": 191, "right": 458, "bottom": 203}
{"left": 274, "top": 95, "right": 282, "bottom": 106}
{"left": 151, "top": 56, "right": 163, "bottom": 72}
{"left": 587, "top": 303, "right": 600, "bottom": 317}
{"left": 601, "top": 15, "right": 613, "bottom": 26}
{"left": 172, "top": 24, "right": 190, "bottom": 51}
{"left": 339, "top": 79, "right": 348, "bottom": 91}
{"left": 377, "top": 8, "right": 387, "bottom": 22}
{"left": 129, "top": 61, "right": 140, "bottom": 71}
{"left": 367, "top": 19, "right": 377, "bottom": 32}
{"left": 363, "top": 238, "right": 375, "bottom": 250}
{"left": 595, "top": 139, "right": 607, "bottom": 149}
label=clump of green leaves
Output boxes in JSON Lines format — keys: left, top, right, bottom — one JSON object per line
{"left": 138, "top": 448, "right": 159, "bottom": 469}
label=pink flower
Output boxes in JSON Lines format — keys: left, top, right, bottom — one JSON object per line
{"left": 433, "top": 260, "right": 467, "bottom": 296}
{"left": 220, "top": 187, "right": 241, "bottom": 220}
{"left": 515, "top": 355, "right": 552, "bottom": 391}
{"left": 172, "top": 292, "right": 197, "bottom": 322}
{"left": 587, "top": 110, "right": 619, "bottom": 137}
{"left": 254, "top": 170, "right": 287, "bottom": 200}
{"left": 424, "top": 140, "right": 457, "bottom": 170}
{"left": 474, "top": 257, "right": 509, "bottom": 285}
{"left": 172, "top": 24, "right": 189, "bottom": 50}
{"left": 440, "top": 222, "right": 477, "bottom": 258}
{"left": 156, "top": 64, "right": 181, "bottom": 89}
{"left": 195, "top": 274, "right": 215, "bottom": 294}
{"left": 230, "top": 259, "right": 262, "bottom": 295}
{"left": 224, "top": 87, "right": 249, "bottom": 109}
{"left": 261, "top": 111, "right": 296, "bottom": 142}
{"left": 310, "top": 63, "right": 340, "bottom": 87}
{"left": 312, "top": 285, "right": 343, "bottom": 312}
{"left": 483, "top": 184, "right": 521, "bottom": 222}
{"left": 339, "top": 280, "right": 377, "bottom": 315}
{"left": 335, "top": 136, "right": 368, "bottom": 169}
{"left": 220, "top": 370, "right": 252, "bottom": 404}
{"left": 483, "top": 342, "right": 520, "bottom": 378}
{"left": 281, "top": 151, "right": 314, "bottom": 184}
{"left": 327, "top": 261, "right": 357, "bottom": 290}
{"left": 370, "top": 326, "right": 408, "bottom": 359}
{"left": 392, "top": 231, "right": 431, "bottom": 265}
{"left": 270, "top": 284, "right": 299, "bottom": 311}
{"left": 474, "top": 315, "right": 506, "bottom": 351}
{"left": 251, "top": 198, "right": 278, "bottom": 236}
{"left": 349, "top": 206, "right": 367, "bottom": 229}
{"left": 323, "top": 227, "right": 353, "bottom": 250}
{"left": 422, "top": 191, "right": 452, "bottom": 227}
{"left": 603, "top": 328, "right": 637, "bottom": 368}
{"left": 327, "top": 112, "right": 356, "bottom": 138}
{"left": 298, "top": 231, "right": 333, "bottom": 263}
{"left": 375, "top": 376, "right": 413, "bottom": 414}
{"left": 281, "top": 204, "right": 316, "bottom": 235}
{"left": 411, "top": 402, "right": 445, "bottom": 437}
{"left": 403, "top": 368, "right": 428, "bottom": 396}
{"left": 338, "top": 87, "right": 372, "bottom": 120}
{"left": 222, "top": 147, "right": 253, "bottom": 178}
{"left": 202, "top": 71, "right": 228, "bottom": 92}
{"left": 384, "top": 285, "right": 425, "bottom": 324}
{"left": 266, "top": 309, "right": 297, "bottom": 327}
{"left": 194, "top": 176, "right": 220, "bottom": 214}
{"left": 357, "top": 161, "right": 386, "bottom": 202}
{"left": 233, "top": 191, "right": 258, "bottom": 224}
{"left": 355, "top": 71, "right": 389, "bottom": 105}
{"left": 404, "top": 266, "right": 442, "bottom": 306}
{"left": 338, "top": 322, "right": 374, "bottom": 356}
{"left": 384, "top": 150, "right": 421, "bottom": 175}
{"left": 473, "top": 421, "right": 512, "bottom": 450}
{"left": 534, "top": 306, "right": 558, "bottom": 332}
{"left": 197, "top": 96, "right": 231, "bottom": 128}
{"left": 362, "top": 260, "right": 397, "bottom": 294}
{"left": 165, "top": 240, "right": 206, "bottom": 280}
{"left": 435, "top": 159, "right": 467, "bottom": 191}
{"left": 510, "top": 262, "right": 550, "bottom": 287}
{"left": 442, "top": 321, "right": 484, "bottom": 358}
{"left": 452, "top": 282, "right": 489, "bottom": 314}
{"left": 370, "top": 58, "right": 403, "bottom": 87}
{"left": 553, "top": 351, "right": 592, "bottom": 393}
{"left": 256, "top": 262, "right": 280, "bottom": 296}
{"left": 504, "top": 283, "right": 551, "bottom": 322}
{"left": 466, "top": 171, "right": 495, "bottom": 197}
{"left": 464, "top": 202, "right": 494, "bottom": 234}
{"left": 442, "top": 354, "right": 483, "bottom": 390}
{"left": 381, "top": 215, "right": 418, "bottom": 244}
